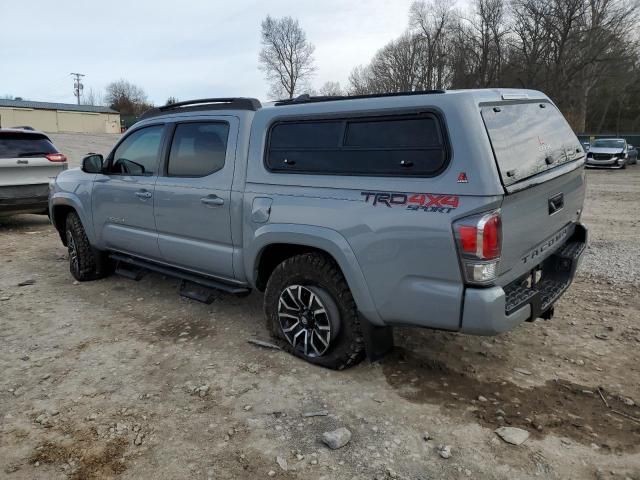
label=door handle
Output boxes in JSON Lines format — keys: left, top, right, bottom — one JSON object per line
{"left": 201, "top": 195, "right": 224, "bottom": 206}
{"left": 135, "top": 190, "right": 152, "bottom": 199}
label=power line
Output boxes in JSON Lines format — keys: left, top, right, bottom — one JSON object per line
{"left": 70, "top": 72, "right": 85, "bottom": 105}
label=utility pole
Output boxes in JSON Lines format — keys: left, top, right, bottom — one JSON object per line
{"left": 71, "top": 73, "right": 85, "bottom": 105}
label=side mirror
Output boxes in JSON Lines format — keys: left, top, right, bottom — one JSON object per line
{"left": 82, "top": 154, "right": 103, "bottom": 174}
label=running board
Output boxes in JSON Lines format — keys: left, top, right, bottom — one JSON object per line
{"left": 109, "top": 253, "right": 251, "bottom": 297}
{"left": 179, "top": 280, "right": 220, "bottom": 304}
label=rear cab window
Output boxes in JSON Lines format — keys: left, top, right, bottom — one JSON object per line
{"left": 266, "top": 113, "right": 448, "bottom": 176}
{"left": 481, "top": 101, "right": 583, "bottom": 187}
{"left": 0, "top": 132, "right": 58, "bottom": 159}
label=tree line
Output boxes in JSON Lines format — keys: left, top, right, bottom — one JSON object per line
{"left": 259, "top": 1, "right": 639, "bottom": 134}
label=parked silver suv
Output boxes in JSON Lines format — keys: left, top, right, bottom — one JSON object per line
{"left": 1, "top": 128, "right": 67, "bottom": 216}
{"left": 586, "top": 138, "right": 631, "bottom": 169}
{"left": 49, "top": 90, "right": 588, "bottom": 369}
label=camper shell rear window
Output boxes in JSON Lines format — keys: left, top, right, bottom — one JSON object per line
{"left": 481, "top": 101, "right": 583, "bottom": 187}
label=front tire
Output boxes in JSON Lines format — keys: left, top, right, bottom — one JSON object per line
{"left": 264, "top": 253, "right": 365, "bottom": 370}
{"left": 65, "top": 212, "right": 110, "bottom": 281}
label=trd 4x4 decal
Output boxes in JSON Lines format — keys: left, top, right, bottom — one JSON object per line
{"left": 361, "top": 191, "right": 459, "bottom": 213}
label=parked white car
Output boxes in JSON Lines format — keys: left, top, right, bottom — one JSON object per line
{"left": 0, "top": 128, "right": 67, "bottom": 216}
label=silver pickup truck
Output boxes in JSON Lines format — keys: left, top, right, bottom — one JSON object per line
{"left": 49, "top": 90, "right": 587, "bottom": 369}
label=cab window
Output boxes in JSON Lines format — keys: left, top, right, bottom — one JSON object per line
{"left": 110, "top": 125, "right": 164, "bottom": 176}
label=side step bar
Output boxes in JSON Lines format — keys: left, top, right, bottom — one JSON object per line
{"left": 110, "top": 253, "right": 251, "bottom": 298}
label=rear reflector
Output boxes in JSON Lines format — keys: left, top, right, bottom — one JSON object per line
{"left": 46, "top": 153, "right": 67, "bottom": 162}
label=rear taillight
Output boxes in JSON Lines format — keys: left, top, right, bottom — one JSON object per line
{"left": 453, "top": 210, "right": 502, "bottom": 285}
{"left": 46, "top": 153, "right": 67, "bottom": 162}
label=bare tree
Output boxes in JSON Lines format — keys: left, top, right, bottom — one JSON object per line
{"left": 410, "top": 0, "right": 455, "bottom": 89}
{"left": 105, "top": 79, "right": 152, "bottom": 115}
{"left": 259, "top": 15, "right": 316, "bottom": 99}
{"left": 348, "top": 33, "right": 428, "bottom": 94}
{"left": 82, "top": 87, "right": 104, "bottom": 106}
{"left": 165, "top": 96, "right": 179, "bottom": 106}
{"left": 318, "top": 81, "right": 344, "bottom": 96}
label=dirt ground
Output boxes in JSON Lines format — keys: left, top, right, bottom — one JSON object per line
{"left": 47, "top": 133, "right": 121, "bottom": 167}
{"left": 1, "top": 138, "right": 639, "bottom": 479}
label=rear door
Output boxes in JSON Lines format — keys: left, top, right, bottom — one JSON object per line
{"left": 154, "top": 118, "right": 237, "bottom": 279}
{"left": 0, "top": 131, "right": 66, "bottom": 187}
{"left": 92, "top": 124, "right": 166, "bottom": 259}
{"left": 481, "top": 101, "right": 586, "bottom": 284}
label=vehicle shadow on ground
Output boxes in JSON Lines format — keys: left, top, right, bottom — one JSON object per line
{"left": 0, "top": 214, "right": 51, "bottom": 230}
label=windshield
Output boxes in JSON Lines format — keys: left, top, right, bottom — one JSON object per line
{"left": 592, "top": 139, "right": 625, "bottom": 149}
{"left": 481, "top": 101, "right": 583, "bottom": 187}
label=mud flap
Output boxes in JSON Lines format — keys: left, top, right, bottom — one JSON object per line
{"left": 360, "top": 314, "right": 394, "bottom": 362}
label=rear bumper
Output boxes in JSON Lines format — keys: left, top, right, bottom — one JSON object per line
{"left": 0, "top": 184, "right": 50, "bottom": 215}
{"left": 460, "top": 223, "right": 587, "bottom": 335}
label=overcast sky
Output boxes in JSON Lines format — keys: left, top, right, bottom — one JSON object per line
{"left": 0, "top": 0, "right": 421, "bottom": 105}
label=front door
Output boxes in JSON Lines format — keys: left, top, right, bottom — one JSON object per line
{"left": 92, "top": 124, "right": 166, "bottom": 260}
{"left": 154, "top": 119, "right": 237, "bottom": 280}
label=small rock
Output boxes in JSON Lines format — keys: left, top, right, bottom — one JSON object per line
{"left": 620, "top": 397, "right": 635, "bottom": 406}
{"left": 595, "top": 333, "right": 609, "bottom": 340}
{"left": 495, "top": 426, "right": 530, "bottom": 445}
{"left": 296, "top": 454, "right": 304, "bottom": 461}
{"left": 244, "top": 405, "right": 252, "bottom": 411}
{"left": 438, "top": 445, "right": 452, "bottom": 459}
{"left": 268, "top": 470, "right": 276, "bottom": 477}
{"left": 478, "top": 395, "right": 488, "bottom": 402}
{"left": 422, "top": 431, "right": 432, "bottom": 441}
{"left": 134, "top": 432, "right": 144, "bottom": 445}
{"left": 17, "top": 279, "right": 36, "bottom": 286}
{"left": 322, "top": 427, "right": 352, "bottom": 449}
{"left": 276, "top": 456, "right": 288, "bottom": 471}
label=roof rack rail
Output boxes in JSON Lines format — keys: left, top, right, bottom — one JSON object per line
{"left": 139, "top": 97, "right": 262, "bottom": 120}
{"left": 274, "top": 90, "right": 446, "bottom": 106}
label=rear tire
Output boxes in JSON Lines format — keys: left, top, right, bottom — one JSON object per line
{"left": 264, "top": 253, "right": 365, "bottom": 370}
{"left": 65, "top": 212, "right": 111, "bottom": 281}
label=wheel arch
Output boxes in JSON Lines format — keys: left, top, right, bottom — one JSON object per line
{"left": 50, "top": 195, "right": 94, "bottom": 246}
{"left": 246, "top": 225, "right": 383, "bottom": 325}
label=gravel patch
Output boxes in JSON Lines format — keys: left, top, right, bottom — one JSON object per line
{"left": 578, "top": 240, "right": 640, "bottom": 285}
